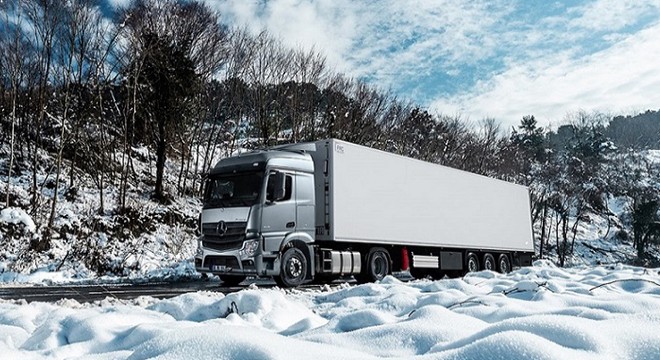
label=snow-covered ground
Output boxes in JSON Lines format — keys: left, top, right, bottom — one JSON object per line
{"left": 1, "top": 262, "right": 659, "bottom": 359}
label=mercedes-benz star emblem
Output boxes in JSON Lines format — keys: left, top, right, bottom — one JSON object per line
{"left": 216, "top": 221, "right": 228, "bottom": 236}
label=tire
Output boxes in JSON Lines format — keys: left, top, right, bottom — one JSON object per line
{"left": 498, "top": 253, "right": 511, "bottom": 274}
{"left": 219, "top": 275, "right": 246, "bottom": 287}
{"left": 466, "top": 253, "right": 479, "bottom": 273}
{"left": 357, "top": 247, "right": 391, "bottom": 283}
{"left": 275, "top": 247, "right": 308, "bottom": 288}
{"left": 483, "top": 253, "right": 496, "bottom": 271}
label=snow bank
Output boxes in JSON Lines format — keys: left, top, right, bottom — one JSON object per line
{"left": 0, "top": 207, "right": 36, "bottom": 233}
{"left": 0, "top": 263, "right": 659, "bottom": 359}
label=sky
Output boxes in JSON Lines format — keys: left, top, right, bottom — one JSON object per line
{"left": 107, "top": 0, "right": 660, "bottom": 129}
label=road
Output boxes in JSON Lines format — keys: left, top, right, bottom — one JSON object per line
{"left": 0, "top": 275, "right": 367, "bottom": 303}
{"left": 0, "top": 279, "right": 277, "bottom": 303}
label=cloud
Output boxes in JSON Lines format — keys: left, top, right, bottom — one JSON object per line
{"left": 568, "top": 0, "right": 660, "bottom": 32}
{"left": 429, "top": 21, "right": 660, "bottom": 128}
{"left": 212, "top": 0, "right": 510, "bottom": 88}
{"left": 211, "top": 0, "right": 660, "bottom": 128}
{"left": 211, "top": 0, "right": 359, "bottom": 75}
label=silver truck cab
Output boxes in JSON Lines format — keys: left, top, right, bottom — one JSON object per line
{"left": 195, "top": 148, "right": 316, "bottom": 287}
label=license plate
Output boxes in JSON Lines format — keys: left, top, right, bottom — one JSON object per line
{"left": 211, "top": 265, "right": 227, "bottom": 272}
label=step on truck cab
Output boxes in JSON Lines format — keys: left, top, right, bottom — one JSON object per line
{"left": 195, "top": 139, "right": 535, "bottom": 287}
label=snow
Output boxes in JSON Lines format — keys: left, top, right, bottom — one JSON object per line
{"left": 0, "top": 208, "right": 36, "bottom": 233}
{"left": 1, "top": 263, "right": 659, "bottom": 359}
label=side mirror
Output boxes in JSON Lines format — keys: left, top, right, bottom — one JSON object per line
{"left": 267, "top": 172, "right": 286, "bottom": 202}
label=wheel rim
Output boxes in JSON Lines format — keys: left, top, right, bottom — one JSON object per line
{"left": 484, "top": 254, "right": 495, "bottom": 270}
{"left": 468, "top": 256, "right": 478, "bottom": 272}
{"left": 278, "top": 247, "right": 307, "bottom": 287}
{"left": 288, "top": 256, "right": 303, "bottom": 278}
{"left": 373, "top": 255, "right": 385, "bottom": 277}
{"left": 499, "top": 256, "right": 510, "bottom": 273}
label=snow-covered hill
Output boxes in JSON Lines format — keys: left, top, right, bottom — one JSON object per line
{"left": 0, "top": 262, "right": 659, "bottom": 359}
{"left": 0, "top": 142, "right": 658, "bottom": 285}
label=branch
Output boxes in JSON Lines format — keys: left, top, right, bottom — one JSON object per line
{"left": 589, "top": 278, "right": 660, "bottom": 292}
{"left": 448, "top": 296, "right": 488, "bottom": 309}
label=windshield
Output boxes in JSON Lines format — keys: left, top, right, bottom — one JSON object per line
{"left": 204, "top": 172, "right": 264, "bottom": 208}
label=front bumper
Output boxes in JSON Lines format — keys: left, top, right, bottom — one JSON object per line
{"left": 195, "top": 237, "right": 263, "bottom": 275}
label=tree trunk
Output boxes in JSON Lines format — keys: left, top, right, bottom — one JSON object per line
{"left": 155, "top": 119, "right": 167, "bottom": 200}
{"left": 6, "top": 87, "right": 17, "bottom": 208}
{"left": 539, "top": 203, "right": 548, "bottom": 259}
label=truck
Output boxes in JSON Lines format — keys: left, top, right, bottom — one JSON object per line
{"left": 195, "top": 139, "right": 534, "bottom": 287}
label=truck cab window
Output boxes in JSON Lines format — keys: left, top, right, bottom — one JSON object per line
{"left": 267, "top": 173, "right": 293, "bottom": 202}
{"left": 203, "top": 172, "right": 263, "bottom": 208}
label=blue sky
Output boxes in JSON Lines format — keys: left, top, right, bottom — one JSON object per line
{"left": 109, "top": 0, "right": 660, "bottom": 128}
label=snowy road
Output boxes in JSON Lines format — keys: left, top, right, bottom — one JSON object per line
{"left": 0, "top": 279, "right": 332, "bottom": 303}
{"left": 0, "top": 281, "right": 233, "bottom": 303}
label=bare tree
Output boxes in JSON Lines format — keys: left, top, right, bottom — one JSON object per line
{"left": 24, "top": 0, "right": 62, "bottom": 216}
{"left": 1, "top": 0, "right": 30, "bottom": 208}
{"left": 119, "top": 0, "right": 228, "bottom": 201}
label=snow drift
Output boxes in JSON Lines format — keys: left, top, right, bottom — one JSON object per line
{"left": 0, "top": 262, "right": 659, "bottom": 359}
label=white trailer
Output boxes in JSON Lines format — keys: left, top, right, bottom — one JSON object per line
{"left": 195, "top": 139, "right": 534, "bottom": 287}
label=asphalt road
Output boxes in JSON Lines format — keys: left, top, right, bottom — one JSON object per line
{"left": 0, "top": 276, "right": 367, "bottom": 303}
{"left": 0, "top": 280, "right": 267, "bottom": 303}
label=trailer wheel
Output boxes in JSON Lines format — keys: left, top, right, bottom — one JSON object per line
{"left": 275, "top": 247, "right": 307, "bottom": 288}
{"left": 483, "top": 253, "right": 496, "bottom": 271}
{"left": 219, "top": 275, "right": 246, "bottom": 287}
{"left": 498, "top": 254, "right": 511, "bottom": 274}
{"left": 358, "top": 247, "right": 391, "bottom": 283}
{"left": 466, "top": 253, "right": 479, "bottom": 273}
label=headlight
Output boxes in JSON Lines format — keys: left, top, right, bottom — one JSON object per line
{"left": 239, "top": 240, "right": 259, "bottom": 257}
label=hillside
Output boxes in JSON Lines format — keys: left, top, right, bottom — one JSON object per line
{"left": 0, "top": 142, "right": 659, "bottom": 284}
{"left": 0, "top": 143, "right": 201, "bottom": 283}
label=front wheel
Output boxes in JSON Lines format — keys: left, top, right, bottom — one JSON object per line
{"left": 357, "top": 247, "right": 391, "bottom": 283}
{"left": 275, "top": 247, "right": 308, "bottom": 288}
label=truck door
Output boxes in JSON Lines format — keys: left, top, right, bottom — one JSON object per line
{"left": 262, "top": 172, "right": 296, "bottom": 253}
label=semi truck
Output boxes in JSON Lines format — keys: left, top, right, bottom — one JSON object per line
{"left": 194, "top": 139, "right": 534, "bottom": 287}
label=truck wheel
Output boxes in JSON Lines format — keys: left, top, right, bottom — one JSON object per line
{"left": 483, "top": 253, "right": 496, "bottom": 271}
{"left": 358, "top": 247, "right": 391, "bottom": 283}
{"left": 219, "top": 275, "right": 246, "bottom": 287}
{"left": 275, "top": 247, "right": 308, "bottom": 288}
{"left": 466, "top": 253, "right": 479, "bottom": 273}
{"left": 498, "top": 254, "right": 511, "bottom": 274}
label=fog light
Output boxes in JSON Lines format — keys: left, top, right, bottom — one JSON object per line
{"left": 239, "top": 240, "right": 259, "bottom": 257}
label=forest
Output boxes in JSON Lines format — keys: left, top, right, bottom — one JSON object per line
{"left": 1, "top": 0, "right": 659, "bottom": 276}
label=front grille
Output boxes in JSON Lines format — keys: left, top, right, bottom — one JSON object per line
{"left": 202, "top": 221, "right": 247, "bottom": 246}
{"left": 203, "top": 240, "right": 243, "bottom": 252}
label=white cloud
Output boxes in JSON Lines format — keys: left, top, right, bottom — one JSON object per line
{"left": 568, "top": 0, "right": 660, "bottom": 32}
{"left": 212, "top": 0, "right": 510, "bottom": 86}
{"left": 210, "top": 0, "right": 660, "bottom": 129}
{"left": 211, "top": 0, "right": 360, "bottom": 75}
{"left": 429, "top": 21, "right": 660, "bottom": 128}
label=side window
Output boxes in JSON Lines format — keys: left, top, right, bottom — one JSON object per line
{"left": 267, "top": 173, "right": 293, "bottom": 202}
{"left": 283, "top": 175, "right": 293, "bottom": 201}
